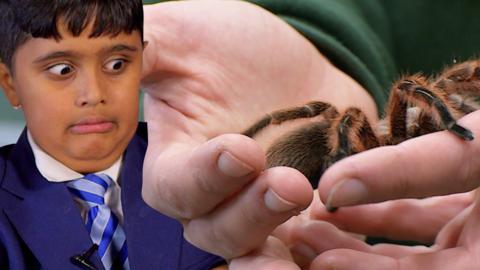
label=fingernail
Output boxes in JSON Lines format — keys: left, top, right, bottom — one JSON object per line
{"left": 325, "top": 179, "right": 368, "bottom": 211}
{"left": 217, "top": 151, "right": 254, "bottom": 178}
{"left": 291, "top": 243, "right": 317, "bottom": 261}
{"left": 264, "top": 189, "right": 298, "bottom": 213}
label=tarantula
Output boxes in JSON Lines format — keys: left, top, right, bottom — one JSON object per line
{"left": 243, "top": 59, "right": 480, "bottom": 188}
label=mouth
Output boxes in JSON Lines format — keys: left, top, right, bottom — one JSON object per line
{"left": 70, "top": 116, "right": 115, "bottom": 134}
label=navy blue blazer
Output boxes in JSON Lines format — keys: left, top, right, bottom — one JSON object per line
{"left": 0, "top": 123, "right": 224, "bottom": 269}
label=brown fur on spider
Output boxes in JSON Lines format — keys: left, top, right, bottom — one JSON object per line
{"left": 243, "top": 59, "right": 480, "bottom": 190}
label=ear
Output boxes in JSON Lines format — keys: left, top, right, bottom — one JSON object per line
{"left": 143, "top": 40, "right": 149, "bottom": 50}
{"left": 0, "top": 63, "right": 20, "bottom": 107}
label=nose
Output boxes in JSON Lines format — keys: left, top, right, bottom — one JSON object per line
{"left": 75, "top": 70, "right": 106, "bottom": 107}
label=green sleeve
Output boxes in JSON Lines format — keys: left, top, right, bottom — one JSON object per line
{"left": 246, "top": 0, "right": 480, "bottom": 111}
{"left": 247, "top": 0, "right": 394, "bottom": 111}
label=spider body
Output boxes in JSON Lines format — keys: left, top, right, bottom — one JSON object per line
{"left": 243, "top": 60, "right": 480, "bottom": 187}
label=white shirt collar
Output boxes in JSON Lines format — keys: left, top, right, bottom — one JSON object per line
{"left": 27, "top": 131, "right": 122, "bottom": 183}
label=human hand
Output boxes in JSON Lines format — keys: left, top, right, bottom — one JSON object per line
{"left": 278, "top": 192, "right": 472, "bottom": 268}
{"left": 305, "top": 110, "right": 480, "bottom": 269}
{"left": 227, "top": 191, "right": 456, "bottom": 269}
{"left": 226, "top": 190, "right": 469, "bottom": 269}
{"left": 140, "top": 0, "right": 376, "bottom": 261}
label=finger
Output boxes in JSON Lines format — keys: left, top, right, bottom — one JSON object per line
{"left": 229, "top": 237, "right": 300, "bottom": 270}
{"left": 318, "top": 110, "right": 480, "bottom": 209}
{"left": 311, "top": 247, "right": 472, "bottom": 270}
{"left": 289, "top": 221, "right": 371, "bottom": 265}
{"left": 183, "top": 167, "right": 313, "bottom": 259}
{"left": 290, "top": 221, "right": 432, "bottom": 264}
{"left": 143, "top": 133, "right": 266, "bottom": 219}
{"left": 310, "top": 193, "right": 474, "bottom": 243}
{"left": 271, "top": 191, "right": 323, "bottom": 245}
{"left": 311, "top": 249, "right": 397, "bottom": 270}
{"left": 434, "top": 203, "right": 473, "bottom": 249}
{"left": 454, "top": 194, "right": 480, "bottom": 246}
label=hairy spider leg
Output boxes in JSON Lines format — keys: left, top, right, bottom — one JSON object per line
{"left": 384, "top": 76, "right": 441, "bottom": 142}
{"left": 434, "top": 60, "right": 480, "bottom": 114}
{"left": 395, "top": 79, "right": 474, "bottom": 141}
{"left": 434, "top": 59, "right": 480, "bottom": 94}
{"left": 382, "top": 83, "right": 409, "bottom": 145}
{"left": 324, "top": 107, "right": 380, "bottom": 213}
{"left": 329, "top": 107, "right": 380, "bottom": 162}
{"left": 242, "top": 101, "right": 337, "bottom": 137}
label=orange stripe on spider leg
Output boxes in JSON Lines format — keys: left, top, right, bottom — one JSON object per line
{"left": 397, "top": 80, "right": 474, "bottom": 141}
{"left": 328, "top": 107, "right": 379, "bottom": 163}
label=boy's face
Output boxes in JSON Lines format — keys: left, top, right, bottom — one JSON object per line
{"left": 0, "top": 22, "right": 143, "bottom": 173}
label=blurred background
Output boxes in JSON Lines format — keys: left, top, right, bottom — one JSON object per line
{"left": 0, "top": 95, "right": 23, "bottom": 146}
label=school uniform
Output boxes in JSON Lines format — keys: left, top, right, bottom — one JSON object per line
{"left": 0, "top": 122, "right": 224, "bottom": 269}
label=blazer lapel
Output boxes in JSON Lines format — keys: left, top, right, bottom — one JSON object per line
{"left": 120, "top": 130, "right": 183, "bottom": 269}
{"left": 2, "top": 130, "right": 104, "bottom": 270}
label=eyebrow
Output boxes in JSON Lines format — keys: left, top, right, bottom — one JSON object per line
{"left": 33, "top": 51, "right": 77, "bottom": 64}
{"left": 103, "top": 44, "right": 139, "bottom": 54}
{"left": 33, "top": 44, "right": 140, "bottom": 64}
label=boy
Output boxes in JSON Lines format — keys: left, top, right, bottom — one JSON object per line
{"left": 0, "top": 0, "right": 224, "bottom": 269}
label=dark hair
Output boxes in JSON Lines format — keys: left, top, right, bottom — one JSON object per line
{"left": 0, "top": 0, "right": 144, "bottom": 70}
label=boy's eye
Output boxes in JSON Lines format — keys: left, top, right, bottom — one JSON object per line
{"left": 47, "top": 63, "right": 74, "bottom": 76}
{"left": 104, "top": 59, "right": 126, "bottom": 73}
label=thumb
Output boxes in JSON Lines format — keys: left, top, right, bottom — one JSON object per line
{"left": 318, "top": 110, "right": 480, "bottom": 210}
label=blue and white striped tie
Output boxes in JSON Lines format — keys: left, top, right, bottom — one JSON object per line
{"left": 67, "top": 173, "right": 129, "bottom": 270}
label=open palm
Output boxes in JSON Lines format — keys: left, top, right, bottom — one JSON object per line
{"left": 140, "top": 0, "right": 375, "bottom": 266}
